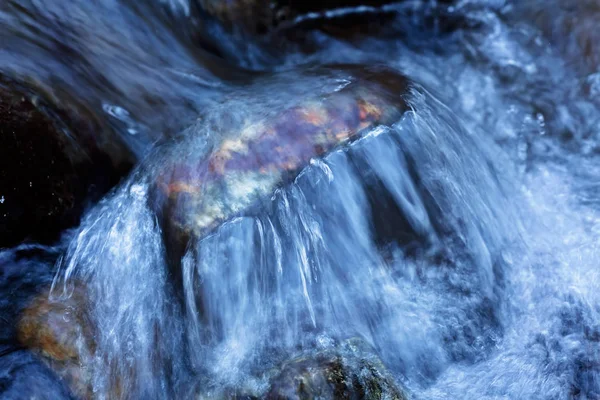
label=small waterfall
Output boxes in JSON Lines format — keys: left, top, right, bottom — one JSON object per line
{"left": 50, "top": 81, "right": 520, "bottom": 398}
{"left": 3, "top": 1, "right": 600, "bottom": 399}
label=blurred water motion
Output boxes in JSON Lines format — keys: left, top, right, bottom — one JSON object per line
{"left": 2, "top": 0, "right": 600, "bottom": 399}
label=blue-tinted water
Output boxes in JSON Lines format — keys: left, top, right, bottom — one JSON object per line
{"left": 1, "top": 1, "right": 599, "bottom": 398}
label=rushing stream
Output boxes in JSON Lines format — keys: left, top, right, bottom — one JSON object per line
{"left": 1, "top": 1, "right": 600, "bottom": 399}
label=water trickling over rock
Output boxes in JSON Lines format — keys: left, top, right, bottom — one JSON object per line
{"left": 2, "top": 1, "right": 600, "bottom": 399}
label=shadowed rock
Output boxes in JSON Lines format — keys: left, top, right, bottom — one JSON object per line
{"left": 0, "top": 81, "right": 131, "bottom": 247}
{"left": 198, "top": 0, "right": 401, "bottom": 34}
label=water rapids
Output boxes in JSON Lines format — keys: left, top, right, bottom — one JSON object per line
{"left": 1, "top": 1, "right": 599, "bottom": 399}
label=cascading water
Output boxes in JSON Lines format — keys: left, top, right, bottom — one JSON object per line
{"left": 44, "top": 80, "right": 518, "bottom": 398}
{"left": 1, "top": 0, "right": 600, "bottom": 399}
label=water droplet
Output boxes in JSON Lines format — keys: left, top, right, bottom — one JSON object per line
{"left": 103, "top": 104, "right": 130, "bottom": 119}
{"left": 103, "top": 103, "right": 146, "bottom": 137}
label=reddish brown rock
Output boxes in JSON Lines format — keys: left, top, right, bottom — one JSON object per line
{"left": 17, "top": 284, "right": 95, "bottom": 399}
{"left": 152, "top": 65, "right": 408, "bottom": 260}
{"left": 17, "top": 284, "right": 157, "bottom": 400}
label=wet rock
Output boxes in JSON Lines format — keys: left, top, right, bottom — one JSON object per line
{"left": 197, "top": 0, "right": 468, "bottom": 66}
{"left": 194, "top": 339, "right": 409, "bottom": 399}
{"left": 0, "top": 245, "right": 74, "bottom": 399}
{"left": 16, "top": 284, "right": 95, "bottom": 399}
{"left": 0, "top": 86, "right": 79, "bottom": 246}
{"left": 198, "top": 0, "right": 399, "bottom": 34}
{"left": 274, "top": 1, "right": 465, "bottom": 43}
{"left": 266, "top": 339, "right": 408, "bottom": 399}
{"left": 150, "top": 65, "right": 408, "bottom": 264}
{"left": 15, "top": 290, "right": 410, "bottom": 400}
{"left": 15, "top": 282, "right": 143, "bottom": 399}
{"left": 0, "top": 81, "right": 131, "bottom": 247}
{"left": 17, "top": 285, "right": 93, "bottom": 362}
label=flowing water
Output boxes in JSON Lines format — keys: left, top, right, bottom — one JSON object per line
{"left": 1, "top": 1, "right": 600, "bottom": 399}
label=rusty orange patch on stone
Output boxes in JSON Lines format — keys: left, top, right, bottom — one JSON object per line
{"left": 358, "top": 100, "right": 383, "bottom": 122}
{"left": 301, "top": 106, "right": 329, "bottom": 126}
{"left": 167, "top": 181, "right": 201, "bottom": 196}
{"left": 17, "top": 287, "right": 91, "bottom": 362}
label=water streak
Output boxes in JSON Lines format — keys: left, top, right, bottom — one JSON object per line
{"left": 2, "top": 1, "right": 600, "bottom": 399}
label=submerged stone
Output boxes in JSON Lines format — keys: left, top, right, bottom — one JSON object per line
{"left": 17, "top": 284, "right": 95, "bottom": 399}
{"left": 16, "top": 283, "right": 131, "bottom": 400}
{"left": 266, "top": 339, "right": 408, "bottom": 400}
{"left": 17, "top": 286, "right": 409, "bottom": 400}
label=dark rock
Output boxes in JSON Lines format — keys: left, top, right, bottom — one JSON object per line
{"left": 0, "top": 81, "right": 132, "bottom": 247}
{"left": 198, "top": 0, "right": 401, "bottom": 34}
{"left": 266, "top": 1, "right": 471, "bottom": 60}
{"left": 196, "top": 1, "right": 470, "bottom": 71}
